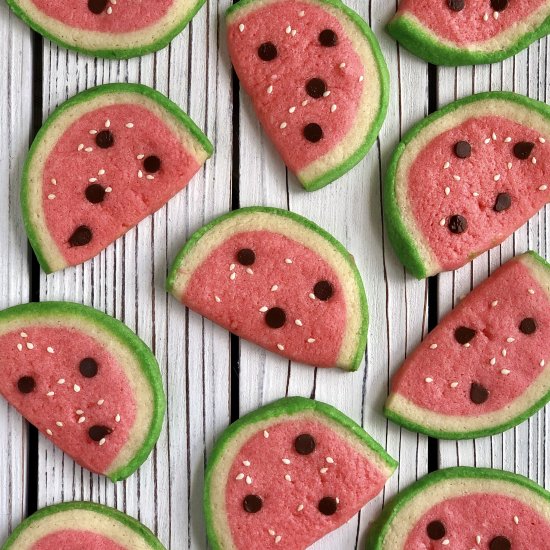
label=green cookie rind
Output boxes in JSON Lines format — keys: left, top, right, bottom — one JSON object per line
{"left": 166, "top": 206, "right": 369, "bottom": 371}
{"left": 227, "top": 0, "right": 390, "bottom": 192}
{"left": 21, "top": 82, "right": 213, "bottom": 274}
{"left": 366, "top": 467, "right": 550, "bottom": 549}
{"left": 0, "top": 301, "right": 166, "bottom": 482}
{"left": 6, "top": 0, "right": 207, "bottom": 59}
{"left": 204, "top": 396, "right": 398, "bottom": 550}
{"left": 385, "top": 91, "right": 550, "bottom": 279}
{"left": 2, "top": 501, "right": 166, "bottom": 549}
{"left": 386, "top": 12, "right": 550, "bottom": 66}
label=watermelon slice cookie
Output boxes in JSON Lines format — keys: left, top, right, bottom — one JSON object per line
{"left": 226, "top": 0, "right": 389, "bottom": 191}
{"left": 387, "top": 0, "right": 550, "bottom": 66}
{"left": 6, "top": 0, "right": 206, "bottom": 59}
{"left": 166, "top": 207, "right": 368, "bottom": 371}
{"left": 22, "top": 83, "right": 213, "bottom": 273}
{"left": 385, "top": 92, "right": 550, "bottom": 279}
{"left": 385, "top": 252, "right": 550, "bottom": 439}
{"left": 367, "top": 467, "right": 550, "bottom": 549}
{"left": 0, "top": 302, "right": 165, "bottom": 481}
{"left": 204, "top": 397, "right": 397, "bottom": 550}
{"left": 3, "top": 501, "right": 166, "bottom": 549}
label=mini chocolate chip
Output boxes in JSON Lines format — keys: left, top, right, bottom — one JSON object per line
{"left": 314, "top": 280, "right": 334, "bottom": 301}
{"left": 454, "top": 141, "right": 471, "bottom": 159}
{"left": 85, "top": 184, "right": 106, "bottom": 204}
{"left": 454, "top": 326, "right": 476, "bottom": 345}
{"left": 319, "top": 29, "right": 338, "bottom": 47}
{"left": 426, "top": 520, "right": 446, "bottom": 540}
{"left": 265, "top": 307, "right": 286, "bottom": 329}
{"left": 88, "top": 0, "right": 108, "bottom": 14}
{"left": 448, "top": 215, "right": 468, "bottom": 234}
{"left": 490, "top": 536, "right": 511, "bottom": 550}
{"left": 470, "top": 382, "right": 489, "bottom": 405}
{"left": 494, "top": 192, "right": 512, "bottom": 213}
{"left": 318, "top": 497, "right": 338, "bottom": 516}
{"left": 237, "top": 248, "right": 255, "bottom": 266}
{"left": 89, "top": 425, "right": 112, "bottom": 442}
{"left": 79, "top": 357, "right": 98, "bottom": 378}
{"left": 306, "top": 78, "right": 327, "bottom": 99}
{"left": 490, "top": 0, "right": 509, "bottom": 11}
{"left": 294, "top": 433, "right": 316, "bottom": 455}
{"left": 447, "top": 0, "right": 465, "bottom": 11}
{"left": 513, "top": 141, "right": 535, "bottom": 160}
{"left": 304, "top": 123, "right": 323, "bottom": 143}
{"left": 243, "top": 495, "right": 263, "bottom": 513}
{"left": 258, "top": 42, "right": 278, "bottom": 61}
{"left": 95, "top": 130, "right": 114, "bottom": 149}
{"left": 17, "top": 376, "right": 35, "bottom": 394}
{"left": 144, "top": 155, "right": 161, "bottom": 173}
{"left": 69, "top": 226, "right": 93, "bottom": 247}
{"left": 519, "top": 317, "right": 537, "bottom": 335}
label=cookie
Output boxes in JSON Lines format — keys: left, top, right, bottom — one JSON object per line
{"left": 0, "top": 301, "right": 165, "bottom": 481}
{"left": 3, "top": 501, "right": 165, "bottom": 549}
{"left": 386, "top": 0, "right": 550, "bottom": 66}
{"left": 385, "top": 252, "right": 550, "bottom": 440}
{"left": 6, "top": 0, "right": 206, "bottom": 59}
{"left": 367, "top": 467, "right": 550, "bottom": 549}
{"left": 385, "top": 92, "right": 550, "bottom": 279}
{"left": 22, "top": 83, "right": 212, "bottom": 273}
{"left": 166, "top": 207, "right": 369, "bottom": 371}
{"left": 226, "top": 0, "right": 389, "bottom": 191}
{"left": 204, "top": 397, "right": 397, "bottom": 550}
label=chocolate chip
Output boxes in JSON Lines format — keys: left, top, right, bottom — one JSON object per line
{"left": 88, "top": 0, "right": 108, "bottom": 14}
{"left": 236, "top": 248, "right": 255, "bottom": 266}
{"left": 79, "top": 357, "right": 98, "bottom": 378}
{"left": 490, "top": 536, "right": 511, "bottom": 550}
{"left": 494, "top": 192, "right": 512, "bottom": 213}
{"left": 243, "top": 495, "right": 263, "bottom": 513}
{"left": 447, "top": 0, "right": 465, "bottom": 11}
{"left": 143, "top": 155, "right": 161, "bottom": 173}
{"left": 448, "top": 215, "right": 467, "bottom": 234}
{"left": 304, "top": 123, "right": 323, "bottom": 143}
{"left": 490, "top": 0, "right": 509, "bottom": 11}
{"left": 69, "top": 226, "right": 92, "bottom": 247}
{"left": 17, "top": 376, "right": 35, "bottom": 394}
{"left": 265, "top": 307, "right": 286, "bottom": 329}
{"left": 319, "top": 29, "right": 338, "bottom": 47}
{"left": 85, "top": 184, "right": 106, "bottom": 204}
{"left": 258, "top": 42, "right": 278, "bottom": 61}
{"left": 513, "top": 141, "right": 535, "bottom": 160}
{"left": 314, "top": 280, "right": 333, "bottom": 301}
{"left": 454, "top": 141, "right": 471, "bottom": 159}
{"left": 89, "top": 425, "right": 112, "bottom": 442}
{"left": 318, "top": 497, "right": 338, "bottom": 516}
{"left": 294, "top": 433, "right": 316, "bottom": 455}
{"left": 519, "top": 317, "right": 537, "bottom": 335}
{"left": 426, "top": 520, "right": 446, "bottom": 540}
{"left": 454, "top": 326, "right": 476, "bottom": 345}
{"left": 470, "top": 382, "right": 489, "bottom": 405}
{"left": 95, "top": 130, "right": 114, "bottom": 149}
{"left": 306, "top": 78, "right": 327, "bottom": 99}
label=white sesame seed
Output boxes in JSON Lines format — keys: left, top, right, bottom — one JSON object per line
{"left": 507, "top": 162, "right": 513, "bottom": 169}
{"left": 540, "top": 137, "right": 546, "bottom": 143}
{"left": 105, "top": 187, "right": 112, "bottom": 193}
{"left": 99, "top": 438, "right": 106, "bottom": 446}
{"left": 106, "top": 6, "right": 112, "bottom": 14}
{"left": 51, "top": 178, "right": 57, "bottom": 185}
{"left": 47, "top": 391, "right": 54, "bottom": 396}
{"left": 295, "top": 319, "right": 303, "bottom": 326}
{"left": 275, "top": 536, "right": 282, "bottom": 544}
{"left": 484, "top": 138, "right": 491, "bottom": 144}
{"left": 47, "top": 194, "right": 56, "bottom": 200}
{"left": 501, "top": 347, "right": 507, "bottom": 356}
{"left": 492, "top": 132, "right": 497, "bottom": 141}
{"left": 504, "top": 137, "right": 512, "bottom": 143}
{"left": 442, "top": 541, "right": 450, "bottom": 547}
{"left": 26, "top": 342, "right": 34, "bottom": 349}
{"left": 268, "top": 529, "right": 276, "bottom": 536}
{"left": 236, "top": 473, "right": 244, "bottom": 480}
{"left": 494, "top": 174, "right": 501, "bottom": 181}
{"left": 78, "top": 144, "right": 84, "bottom": 151}
{"left": 230, "top": 272, "right": 236, "bottom": 281}
{"left": 289, "top": 106, "right": 296, "bottom": 114}
{"left": 291, "top": 29, "right": 297, "bottom": 36}
{"left": 307, "top": 338, "right": 316, "bottom": 343}
{"left": 259, "top": 306, "right": 268, "bottom": 312}
{"left": 285, "top": 474, "right": 292, "bottom": 481}
{"left": 126, "top": 123, "right": 134, "bottom": 128}
{"left": 230, "top": 263, "right": 235, "bottom": 271}
{"left": 239, "top": 23, "right": 245, "bottom": 32}
{"left": 425, "top": 377, "right": 433, "bottom": 383}
{"left": 115, "top": 414, "right": 121, "bottom": 423}
{"left": 490, "top": 358, "right": 496, "bottom": 366}
{"left": 339, "top": 62, "right": 346, "bottom": 69}
{"left": 477, "top": 535, "right": 482, "bottom": 544}
{"left": 97, "top": 399, "right": 105, "bottom": 405}
{"left": 331, "top": 104, "right": 337, "bottom": 113}
{"left": 214, "top": 296, "right": 221, "bottom": 303}
{"left": 271, "top": 285, "right": 279, "bottom": 291}
{"left": 309, "top": 293, "right": 316, "bottom": 299}
{"left": 453, "top": 175, "right": 461, "bottom": 181}
{"left": 529, "top": 289, "right": 536, "bottom": 295}
{"left": 74, "top": 384, "right": 81, "bottom": 392}
{"left": 359, "top": 75, "right": 364, "bottom": 82}
{"left": 507, "top": 337, "right": 515, "bottom": 343}
{"left": 246, "top": 475, "right": 252, "bottom": 484}
{"left": 533, "top": 157, "right": 538, "bottom": 165}
{"left": 302, "top": 100, "right": 309, "bottom": 107}
{"left": 285, "top": 258, "right": 293, "bottom": 264}
{"left": 430, "top": 344, "right": 438, "bottom": 349}
{"left": 56, "top": 421, "right": 63, "bottom": 427}
{"left": 464, "top": 343, "right": 470, "bottom": 348}
{"left": 450, "top": 382, "right": 459, "bottom": 388}
{"left": 440, "top": 218, "right": 446, "bottom": 226}
{"left": 46, "top": 429, "right": 53, "bottom": 436}
{"left": 514, "top": 515, "right": 519, "bottom": 524}
{"left": 76, "top": 410, "right": 84, "bottom": 415}
{"left": 541, "top": 360, "right": 546, "bottom": 367}
{"left": 137, "top": 154, "right": 145, "bottom": 160}
{"left": 282, "top": 458, "right": 291, "bottom": 465}
{"left": 483, "top": 12, "right": 489, "bottom": 21}
{"left": 297, "top": 504, "right": 304, "bottom": 511}
{"left": 85, "top": 147, "right": 93, "bottom": 153}
{"left": 501, "top": 369, "right": 511, "bottom": 375}
{"left": 78, "top": 416, "right": 86, "bottom": 424}
{"left": 89, "top": 177, "right": 97, "bottom": 183}
{"left": 326, "top": 457, "right": 334, "bottom": 464}
{"left": 320, "top": 467, "right": 328, "bottom": 474}
{"left": 286, "top": 25, "right": 291, "bottom": 34}
{"left": 105, "top": 119, "right": 111, "bottom": 128}
{"left": 280, "top": 122, "right": 287, "bottom": 129}
{"left": 264, "top": 430, "right": 269, "bottom": 438}
{"left": 445, "top": 187, "right": 450, "bottom": 196}
{"left": 277, "top": 344, "right": 285, "bottom": 351}
{"left": 539, "top": 185, "right": 548, "bottom": 191}
{"left": 473, "top": 192, "right": 480, "bottom": 197}
{"left": 492, "top": 300, "right": 499, "bottom": 307}
{"left": 20, "top": 332, "right": 27, "bottom": 338}
{"left": 57, "top": 378, "right": 65, "bottom": 384}
{"left": 17, "top": 344, "right": 22, "bottom": 351}
{"left": 494, "top": 10, "right": 499, "bottom": 19}
{"left": 323, "top": 91, "right": 331, "bottom": 97}
{"left": 146, "top": 175, "right": 155, "bottom": 180}
{"left": 89, "top": 130, "right": 97, "bottom": 135}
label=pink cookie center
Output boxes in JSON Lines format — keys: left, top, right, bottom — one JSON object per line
{"left": 31, "top": 529, "right": 126, "bottom": 550}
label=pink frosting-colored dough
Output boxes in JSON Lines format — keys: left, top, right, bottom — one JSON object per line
{"left": 31, "top": 530, "right": 126, "bottom": 550}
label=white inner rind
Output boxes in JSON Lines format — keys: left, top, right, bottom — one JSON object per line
{"left": 228, "top": 0, "right": 383, "bottom": 186}
{"left": 395, "top": 100, "right": 550, "bottom": 277}
{"left": 26, "top": 90, "right": 210, "bottom": 273}
{"left": 170, "top": 210, "right": 364, "bottom": 369}
{"left": 377, "top": 476, "right": 550, "bottom": 548}
{"left": 387, "top": 253, "right": 550, "bottom": 436}
{"left": 10, "top": 0, "right": 199, "bottom": 52}
{"left": 207, "top": 410, "right": 395, "bottom": 550}
{"left": 9, "top": 509, "right": 155, "bottom": 549}
{"left": 0, "top": 313, "right": 155, "bottom": 477}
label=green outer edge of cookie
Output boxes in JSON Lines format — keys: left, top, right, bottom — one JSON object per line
{"left": 166, "top": 206, "right": 369, "bottom": 371}
{"left": 226, "top": 0, "right": 390, "bottom": 192}
{"left": 2, "top": 501, "right": 166, "bottom": 549}
{"left": 203, "top": 396, "right": 398, "bottom": 550}
{"left": 386, "top": 11, "right": 550, "bottom": 66}
{"left": 384, "top": 91, "right": 550, "bottom": 280}
{"left": 6, "top": 0, "right": 207, "bottom": 60}
{"left": 0, "top": 301, "right": 166, "bottom": 482}
{"left": 365, "top": 466, "right": 550, "bottom": 549}
{"left": 385, "top": 250, "right": 550, "bottom": 439}
{"left": 21, "top": 82, "right": 213, "bottom": 274}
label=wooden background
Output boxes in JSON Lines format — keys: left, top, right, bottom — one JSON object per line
{"left": 0, "top": 0, "right": 547, "bottom": 548}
